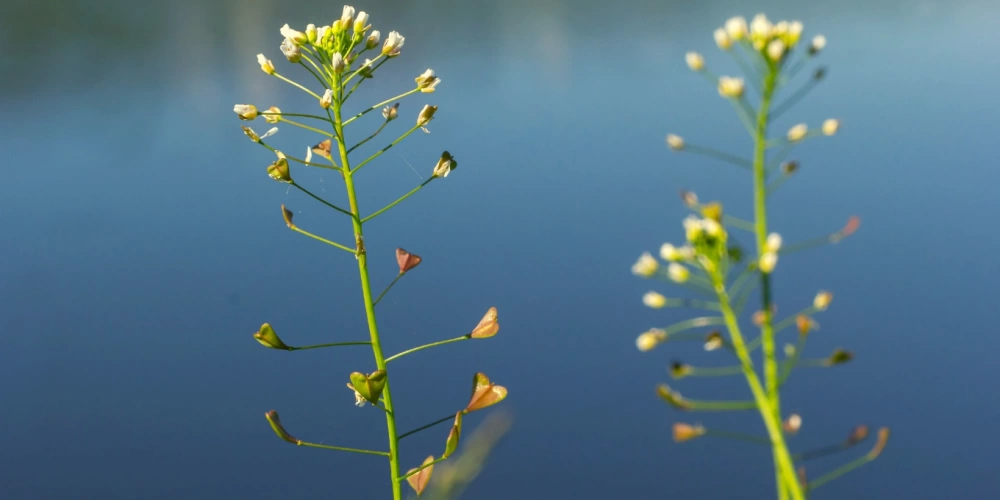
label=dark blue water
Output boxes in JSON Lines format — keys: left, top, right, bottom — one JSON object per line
{"left": 3, "top": 0, "right": 999, "bottom": 498}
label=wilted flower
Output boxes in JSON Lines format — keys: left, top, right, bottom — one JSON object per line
{"left": 280, "top": 37, "right": 301, "bottom": 62}
{"left": 636, "top": 329, "right": 665, "bottom": 352}
{"left": 714, "top": 28, "right": 732, "bottom": 50}
{"left": 263, "top": 106, "right": 281, "bottom": 123}
{"left": 813, "top": 290, "right": 833, "bottom": 311}
{"left": 415, "top": 69, "right": 441, "bottom": 92}
{"left": 809, "top": 35, "right": 826, "bottom": 55}
{"left": 354, "top": 11, "right": 369, "bottom": 33}
{"left": 242, "top": 126, "right": 278, "bottom": 143}
{"left": 311, "top": 139, "right": 332, "bottom": 159}
{"left": 826, "top": 348, "right": 854, "bottom": 366}
{"left": 822, "top": 118, "right": 840, "bottom": 136}
{"left": 667, "top": 263, "right": 690, "bottom": 283}
{"left": 767, "top": 39, "right": 786, "bottom": 61}
{"left": 320, "top": 89, "right": 333, "bottom": 109}
{"left": 718, "top": 76, "right": 745, "bottom": 98}
{"left": 704, "top": 331, "right": 724, "bottom": 351}
{"left": 267, "top": 151, "right": 293, "bottom": 183}
{"left": 382, "top": 31, "right": 405, "bottom": 57}
{"left": 780, "top": 160, "right": 799, "bottom": 175}
{"left": 281, "top": 205, "right": 295, "bottom": 228}
{"left": 382, "top": 103, "right": 399, "bottom": 121}
{"left": 673, "top": 422, "right": 706, "bottom": 442}
{"left": 765, "top": 233, "right": 782, "bottom": 253}
{"left": 643, "top": 291, "right": 667, "bottom": 309}
{"left": 796, "top": 315, "right": 818, "bottom": 335}
{"left": 366, "top": 30, "right": 381, "bottom": 49}
{"left": 685, "top": 52, "right": 704, "bottom": 71}
{"left": 257, "top": 54, "right": 275, "bottom": 75}
{"left": 280, "top": 24, "right": 308, "bottom": 45}
{"left": 787, "top": 123, "right": 808, "bottom": 142}
{"left": 432, "top": 151, "right": 456, "bottom": 178}
{"left": 725, "top": 16, "right": 748, "bottom": 40}
{"left": 233, "top": 104, "right": 258, "bottom": 120}
{"left": 759, "top": 251, "right": 778, "bottom": 273}
{"left": 631, "top": 252, "right": 659, "bottom": 278}
{"left": 417, "top": 104, "right": 437, "bottom": 126}
{"left": 666, "top": 134, "right": 685, "bottom": 151}
{"left": 395, "top": 248, "right": 422, "bottom": 273}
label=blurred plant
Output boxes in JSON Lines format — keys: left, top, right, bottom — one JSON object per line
{"left": 235, "top": 7, "right": 507, "bottom": 499}
{"left": 635, "top": 14, "right": 889, "bottom": 499}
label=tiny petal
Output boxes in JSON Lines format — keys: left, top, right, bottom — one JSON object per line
{"left": 305, "top": 24, "right": 318, "bottom": 43}
{"left": 666, "top": 134, "right": 685, "bottom": 151}
{"left": 631, "top": 252, "right": 659, "bottom": 278}
{"left": 685, "top": 52, "right": 704, "bottom": 71}
{"left": 642, "top": 291, "right": 667, "bottom": 309}
{"left": 257, "top": 54, "right": 275, "bottom": 75}
{"left": 260, "top": 127, "right": 278, "bottom": 140}
{"left": 787, "top": 123, "right": 808, "bottom": 142}
{"left": 366, "top": 30, "right": 381, "bottom": 49}
{"left": 305, "top": 146, "right": 313, "bottom": 164}
{"left": 822, "top": 118, "right": 840, "bottom": 136}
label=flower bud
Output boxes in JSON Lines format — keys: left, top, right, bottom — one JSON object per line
{"left": 809, "top": 35, "right": 826, "bottom": 55}
{"left": 254, "top": 323, "right": 291, "bottom": 350}
{"left": 780, "top": 160, "right": 799, "bottom": 175}
{"left": 701, "top": 202, "right": 723, "bottom": 222}
{"left": 636, "top": 329, "right": 665, "bottom": 352}
{"left": 767, "top": 39, "right": 786, "bottom": 62}
{"left": 717, "top": 76, "right": 745, "bottom": 98}
{"left": 320, "top": 89, "right": 334, "bottom": 109}
{"left": 417, "top": 104, "right": 437, "bottom": 126}
{"left": 822, "top": 118, "right": 840, "bottom": 136}
{"left": 666, "top": 134, "right": 685, "bottom": 151}
{"left": 759, "top": 251, "right": 778, "bottom": 273}
{"left": 667, "top": 263, "right": 690, "bottom": 283}
{"left": 656, "top": 384, "right": 691, "bottom": 410}
{"left": 432, "top": 151, "right": 456, "bottom": 178}
{"left": 847, "top": 424, "right": 869, "bottom": 445}
{"left": 340, "top": 5, "right": 355, "bottom": 27}
{"left": 814, "top": 66, "right": 827, "bottom": 80}
{"left": 787, "top": 123, "right": 808, "bottom": 142}
{"left": 725, "top": 16, "right": 748, "bottom": 40}
{"left": 265, "top": 410, "right": 299, "bottom": 444}
{"left": 233, "top": 104, "right": 258, "bottom": 120}
{"left": 765, "top": 233, "right": 782, "bottom": 253}
{"left": 685, "top": 52, "right": 704, "bottom": 71}
{"left": 750, "top": 13, "right": 773, "bottom": 41}
{"left": 267, "top": 151, "right": 293, "bottom": 183}
{"left": 660, "top": 243, "right": 684, "bottom": 261}
{"left": 783, "top": 413, "right": 802, "bottom": 434}
{"left": 304, "top": 23, "right": 317, "bottom": 44}
{"left": 670, "top": 362, "right": 692, "bottom": 379}
{"left": 280, "top": 38, "right": 301, "bottom": 62}
{"left": 714, "top": 28, "right": 732, "bottom": 50}
{"left": 643, "top": 291, "right": 667, "bottom": 309}
{"left": 784, "top": 343, "right": 796, "bottom": 357}
{"left": 683, "top": 215, "right": 703, "bottom": 242}
{"left": 787, "top": 21, "right": 804, "bottom": 46}
{"left": 396, "top": 248, "right": 422, "bottom": 273}
{"left": 353, "top": 11, "right": 369, "bottom": 33}
{"left": 263, "top": 106, "right": 281, "bottom": 123}
{"left": 331, "top": 53, "right": 345, "bottom": 74}
{"left": 280, "top": 24, "right": 308, "bottom": 45}
{"left": 704, "top": 331, "right": 723, "bottom": 351}
{"left": 631, "top": 252, "right": 659, "bottom": 278}
{"left": 382, "top": 102, "right": 399, "bottom": 121}
{"left": 795, "top": 315, "right": 818, "bottom": 335}
{"left": 673, "top": 422, "right": 706, "bottom": 442}
{"left": 702, "top": 217, "right": 725, "bottom": 239}
{"left": 366, "top": 30, "right": 381, "bottom": 49}
{"left": 332, "top": 19, "right": 346, "bottom": 34}
{"left": 825, "top": 348, "right": 854, "bottom": 366}
{"left": 317, "top": 25, "right": 331, "bottom": 44}
{"left": 257, "top": 54, "right": 275, "bottom": 75}
{"left": 813, "top": 290, "right": 833, "bottom": 311}
{"left": 281, "top": 204, "right": 295, "bottom": 228}
{"left": 415, "top": 69, "right": 441, "bottom": 92}
{"left": 382, "top": 30, "right": 405, "bottom": 57}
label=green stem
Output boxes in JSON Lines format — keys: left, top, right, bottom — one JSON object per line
{"left": 259, "top": 142, "right": 340, "bottom": 170}
{"left": 779, "top": 334, "right": 808, "bottom": 386}
{"left": 724, "top": 215, "right": 757, "bottom": 232}
{"left": 361, "top": 178, "right": 435, "bottom": 224}
{"left": 260, "top": 112, "right": 334, "bottom": 123}
{"left": 385, "top": 336, "right": 469, "bottom": 363}
{"left": 351, "top": 123, "right": 423, "bottom": 174}
{"left": 398, "top": 414, "right": 454, "bottom": 441}
{"left": 660, "top": 298, "right": 721, "bottom": 311}
{"left": 331, "top": 70, "right": 403, "bottom": 500}
{"left": 289, "top": 226, "right": 355, "bottom": 254}
{"left": 373, "top": 273, "right": 403, "bottom": 307}
{"left": 683, "top": 365, "right": 744, "bottom": 377}
{"left": 705, "top": 429, "right": 772, "bottom": 445}
{"left": 281, "top": 118, "right": 336, "bottom": 138}
{"left": 685, "top": 144, "right": 753, "bottom": 169}
{"left": 291, "top": 182, "right": 355, "bottom": 218}
{"left": 342, "top": 88, "right": 420, "bottom": 126}
{"left": 298, "top": 58, "right": 330, "bottom": 88}
{"left": 290, "top": 341, "right": 371, "bottom": 351}
{"left": 807, "top": 452, "right": 878, "bottom": 491}
{"left": 772, "top": 78, "right": 820, "bottom": 119}
{"left": 399, "top": 456, "right": 448, "bottom": 481}
{"left": 729, "top": 97, "right": 758, "bottom": 136}
{"left": 348, "top": 121, "right": 389, "bottom": 154}
{"left": 344, "top": 55, "right": 386, "bottom": 86}
{"left": 273, "top": 73, "right": 322, "bottom": 100}
{"left": 662, "top": 316, "right": 725, "bottom": 335}
{"left": 296, "top": 441, "right": 390, "bottom": 457}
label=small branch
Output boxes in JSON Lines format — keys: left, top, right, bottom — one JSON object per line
{"left": 724, "top": 215, "right": 756, "bottom": 232}
{"left": 398, "top": 415, "right": 455, "bottom": 440}
{"left": 342, "top": 88, "right": 420, "bottom": 126}
{"left": 296, "top": 440, "right": 390, "bottom": 457}
{"left": 385, "top": 336, "right": 469, "bottom": 363}
{"left": 289, "top": 226, "right": 356, "bottom": 254}
{"left": 290, "top": 341, "right": 372, "bottom": 351}
{"left": 361, "top": 178, "right": 435, "bottom": 224}
{"left": 684, "top": 144, "right": 754, "bottom": 170}
{"left": 772, "top": 78, "right": 820, "bottom": 119}
{"left": 373, "top": 273, "right": 403, "bottom": 307}
{"left": 659, "top": 298, "right": 722, "bottom": 311}
{"left": 260, "top": 112, "right": 334, "bottom": 123}
{"left": 347, "top": 121, "right": 389, "bottom": 154}
{"left": 729, "top": 97, "right": 759, "bottom": 137}
{"left": 259, "top": 142, "right": 340, "bottom": 170}
{"left": 292, "top": 182, "right": 354, "bottom": 218}
{"left": 705, "top": 429, "right": 772, "bottom": 445}
{"left": 807, "top": 445, "right": 886, "bottom": 492}
{"left": 399, "top": 456, "right": 448, "bottom": 481}
{"left": 351, "top": 123, "right": 423, "bottom": 174}
{"left": 730, "top": 47, "right": 762, "bottom": 94}
{"left": 280, "top": 118, "right": 336, "bottom": 138}
{"left": 273, "top": 73, "right": 322, "bottom": 100}
{"left": 298, "top": 58, "right": 330, "bottom": 88}
{"left": 343, "top": 55, "right": 386, "bottom": 87}
{"left": 684, "top": 365, "right": 744, "bottom": 377}
{"left": 662, "top": 316, "right": 726, "bottom": 336}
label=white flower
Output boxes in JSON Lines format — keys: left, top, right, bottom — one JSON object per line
{"left": 354, "top": 11, "right": 369, "bottom": 33}
{"left": 382, "top": 103, "right": 398, "bottom": 121}
{"left": 683, "top": 215, "right": 703, "bottom": 242}
{"left": 822, "top": 118, "right": 840, "bottom": 136}
{"left": 704, "top": 334, "right": 723, "bottom": 351}
{"left": 759, "top": 252, "right": 778, "bottom": 273}
{"left": 636, "top": 329, "right": 664, "bottom": 352}
{"left": 280, "top": 24, "right": 308, "bottom": 46}
{"left": 631, "top": 252, "right": 659, "bottom": 278}
{"left": 750, "top": 13, "right": 773, "bottom": 40}
{"left": 415, "top": 69, "right": 439, "bottom": 90}
{"left": 416, "top": 104, "right": 437, "bottom": 126}
{"left": 320, "top": 89, "right": 334, "bottom": 109}
{"left": 317, "top": 25, "right": 330, "bottom": 42}
{"left": 714, "top": 28, "right": 732, "bottom": 50}
{"left": 767, "top": 39, "right": 786, "bottom": 62}
{"left": 717, "top": 76, "right": 745, "bottom": 98}
{"left": 263, "top": 106, "right": 281, "bottom": 124}
{"left": 765, "top": 233, "right": 782, "bottom": 253}
{"left": 773, "top": 21, "right": 789, "bottom": 37}
{"left": 813, "top": 290, "right": 833, "bottom": 311}
{"left": 382, "top": 31, "right": 405, "bottom": 57}
{"left": 305, "top": 146, "right": 313, "bottom": 164}
{"left": 280, "top": 38, "right": 301, "bottom": 62}
{"left": 702, "top": 218, "right": 724, "bottom": 239}
{"left": 810, "top": 35, "right": 827, "bottom": 54}
{"left": 685, "top": 52, "right": 704, "bottom": 71}
{"left": 725, "top": 16, "right": 748, "bottom": 40}
{"left": 331, "top": 52, "right": 345, "bottom": 74}
{"left": 257, "top": 54, "right": 275, "bottom": 75}
{"left": 233, "top": 104, "right": 258, "bottom": 120}
{"left": 260, "top": 127, "right": 278, "bottom": 140}
{"left": 787, "top": 21, "right": 804, "bottom": 45}
{"left": 366, "top": 30, "right": 381, "bottom": 49}
{"left": 666, "top": 134, "right": 684, "bottom": 151}
{"left": 667, "top": 263, "right": 690, "bottom": 283}
{"left": 787, "top": 123, "right": 808, "bottom": 142}
{"left": 660, "top": 243, "right": 683, "bottom": 261}
{"left": 643, "top": 291, "right": 667, "bottom": 309}
{"left": 305, "top": 24, "right": 318, "bottom": 43}
{"left": 784, "top": 414, "right": 803, "bottom": 434}
{"left": 341, "top": 5, "right": 356, "bottom": 27}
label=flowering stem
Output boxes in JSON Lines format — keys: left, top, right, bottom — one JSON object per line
{"left": 385, "top": 336, "right": 469, "bottom": 363}
{"left": 280, "top": 118, "right": 336, "bottom": 138}
{"left": 342, "top": 88, "right": 420, "bottom": 126}
{"left": 343, "top": 55, "right": 385, "bottom": 86}
{"left": 348, "top": 121, "right": 389, "bottom": 154}
{"left": 290, "top": 341, "right": 372, "bottom": 351}
{"left": 373, "top": 273, "right": 403, "bottom": 307}
{"left": 291, "top": 182, "right": 355, "bottom": 218}
{"left": 289, "top": 226, "right": 356, "bottom": 254}
{"left": 273, "top": 73, "right": 322, "bottom": 100}
{"left": 352, "top": 123, "right": 423, "bottom": 174}
{"left": 398, "top": 415, "right": 454, "bottom": 441}
{"left": 662, "top": 316, "right": 726, "bottom": 335}
{"left": 399, "top": 456, "right": 449, "bottom": 481}
{"left": 361, "top": 178, "right": 435, "bottom": 224}
{"left": 685, "top": 144, "right": 753, "bottom": 169}
{"left": 331, "top": 69, "right": 404, "bottom": 500}
{"left": 296, "top": 441, "right": 390, "bottom": 457}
